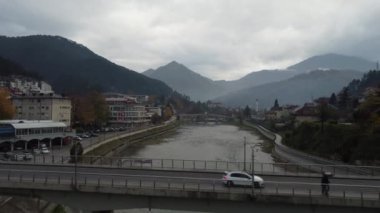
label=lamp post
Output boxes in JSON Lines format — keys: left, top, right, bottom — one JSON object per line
{"left": 243, "top": 137, "right": 246, "bottom": 171}
{"left": 251, "top": 143, "right": 262, "bottom": 197}
{"left": 74, "top": 141, "right": 78, "bottom": 189}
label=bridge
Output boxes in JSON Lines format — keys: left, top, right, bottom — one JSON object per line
{"left": 178, "top": 113, "right": 231, "bottom": 123}
{"left": 0, "top": 156, "right": 379, "bottom": 212}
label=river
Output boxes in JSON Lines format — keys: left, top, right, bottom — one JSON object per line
{"left": 112, "top": 123, "right": 275, "bottom": 213}
{"left": 117, "top": 123, "right": 275, "bottom": 164}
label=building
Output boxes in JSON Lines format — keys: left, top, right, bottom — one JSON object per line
{"left": 145, "top": 106, "right": 162, "bottom": 117}
{"left": 0, "top": 120, "right": 74, "bottom": 151}
{"left": 0, "top": 76, "right": 54, "bottom": 95}
{"left": 265, "top": 105, "right": 298, "bottom": 121}
{"left": 11, "top": 93, "right": 72, "bottom": 126}
{"left": 293, "top": 102, "right": 320, "bottom": 124}
{"left": 104, "top": 93, "right": 150, "bottom": 127}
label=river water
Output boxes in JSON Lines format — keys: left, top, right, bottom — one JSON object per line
{"left": 117, "top": 124, "right": 275, "bottom": 164}
{"left": 113, "top": 123, "right": 275, "bottom": 213}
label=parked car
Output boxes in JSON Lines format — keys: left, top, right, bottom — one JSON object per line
{"left": 80, "top": 134, "right": 90, "bottom": 138}
{"left": 222, "top": 171, "right": 264, "bottom": 188}
{"left": 4, "top": 152, "right": 13, "bottom": 159}
{"left": 89, "top": 132, "right": 99, "bottom": 137}
{"left": 40, "top": 143, "right": 47, "bottom": 148}
{"left": 73, "top": 136, "right": 83, "bottom": 141}
{"left": 11, "top": 153, "right": 26, "bottom": 161}
{"left": 33, "top": 148, "right": 41, "bottom": 154}
{"left": 41, "top": 147, "right": 50, "bottom": 154}
{"left": 23, "top": 151, "right": 33, "bottom": 160}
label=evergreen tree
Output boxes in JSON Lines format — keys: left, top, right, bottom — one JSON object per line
{"left": 243, "top": 105, "right": 251, "bottom": 118}
{"left": 329, "top": 93, "right": 337, "bottom": 106}
{"left": 272, "top": 99, "right": 280, "bottom": 110}
{"left": 338, "top": 87, "right": 350, "bottom": 110}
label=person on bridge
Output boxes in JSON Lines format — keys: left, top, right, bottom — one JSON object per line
{"left": 321, "top": 172, "right": 330, "bottom": 196}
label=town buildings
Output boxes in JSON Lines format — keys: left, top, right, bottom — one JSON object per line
{"left": 0, "top": 76, "right": 53, "bottom": 95}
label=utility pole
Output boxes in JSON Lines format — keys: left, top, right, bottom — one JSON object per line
{"left": 251, "top": 146, "right": 255, "bottom": 197}
{"left": 250, "top": 143, "right": 262, "bottom": 197}
{"left": 74, "top": 141, "right": 78, "bottom": 189}
{"left": 243, "top": 137, "right": 246, "bottom": 171}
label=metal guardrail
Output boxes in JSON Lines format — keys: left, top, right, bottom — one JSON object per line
{"left": 0, "top": 169, "right": 379, "bottom": 203}
{"left": 3, "top": 154, "right": 380, "bottom": 178}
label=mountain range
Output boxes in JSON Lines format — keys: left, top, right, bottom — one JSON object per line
{"left": 215, "top": 69, "right": 363, "bottom": 108}
{"left": 144, "top": 53, "right": 375, "bottom": 106}
{"left": 0, "top": 35, "right": 172, "bottom": 96}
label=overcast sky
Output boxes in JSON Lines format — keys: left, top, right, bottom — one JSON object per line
{"left": 1, "top": 0, "right": 380, "bottom": 80}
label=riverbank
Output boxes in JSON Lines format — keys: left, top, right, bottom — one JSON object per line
{"left": 242, "top": 120, "right": 380, "bottom": 177}
{"left": 83, "top": 118, "right": 179, "bottom": 162}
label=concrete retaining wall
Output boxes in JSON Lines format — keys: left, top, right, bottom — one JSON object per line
{"left": 83, "top": 117, "right": 179, "bottom": 158}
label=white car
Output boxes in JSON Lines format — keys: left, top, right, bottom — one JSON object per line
{"left": 41, "top": 147, "right": 50, "bottom": 154}
{"left": 33, "top": 148, "right": 41, "bottom": 154}
{"left": 73, "top": 136, "right": 83, "bottom": 141}
{"left": 222, "top": 171, "right": 264, "bottom": 188}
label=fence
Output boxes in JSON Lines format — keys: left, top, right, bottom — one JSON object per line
{"left": 0, "top": 169, "right": 379, "bottom": 205}
{"left": 4, "top": 154, "right": 380, "bottom": 179}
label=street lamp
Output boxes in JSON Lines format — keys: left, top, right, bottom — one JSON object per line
{"left": 73, "top": 140, "right": 78, "bottom": 189}
{"left": 251, "top": 143, "right": 262, "bottom": 197}
{"left": 243, "top": 137, "right": 246, "bottom": 171}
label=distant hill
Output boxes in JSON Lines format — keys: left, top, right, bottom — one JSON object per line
{"left": 218, "top": 69, "right": 297, "bottom": 93}
{"left": 215, "top": 70, "right": 363, "bottom": 108}
{"left": 288, "top": 53, "right": 375, "bottom": 73}
{"left": 0, "top": 56, "right": 41, "bottom": 79}
{"left": 0, "top": 35, "right": 172, "bottom": 95}
{"left": 143, "top": 61, "right": 222, "bottom": 101}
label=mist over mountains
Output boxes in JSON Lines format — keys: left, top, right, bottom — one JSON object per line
{"left": 145, "top": 53, "right": 375, "bottom": 107}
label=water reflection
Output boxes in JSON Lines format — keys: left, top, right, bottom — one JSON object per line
{"left": 117, "top": 124, "right": 275, "bottom": 164}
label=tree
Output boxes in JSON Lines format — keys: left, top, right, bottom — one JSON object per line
{"left": 162, "top": 104, "right": 173, "bottom": 120}
{"left": 69, "top": 141, "right": 83, "bottom": 163}
{"left": 0, "top": 88, "right": 15, "bottom": 119}
{"left": 329, "top": 93, "right": 337, "bottom": 106}
{"left": 318, "top": 102, "right": 329, "bottom": 133}
{"left": 71, "top": 92, "right": 109, "bottom": 128}
{"left": 271, "top": 99, "right": 280, "bottom": 110}
{"left": 72, "top": 95, "right": 95, "bottom": 127}
{"left": 338, "top": 87, "right": 350, "bottom": 110}
{"left": 88, "top": 92, "right": 109, "bottom": 126}
{"left": 243, "top": 105, "right": 251, "bottom": 118}
{"left": 151, "top": 113, "right": 161, "bottom": 124}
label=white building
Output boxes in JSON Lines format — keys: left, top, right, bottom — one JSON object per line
{"left": 12, "top": 93, "right": 72, "bottom": 126}
{"left": 104, "top": 93, "right": 150, "bottom": 127}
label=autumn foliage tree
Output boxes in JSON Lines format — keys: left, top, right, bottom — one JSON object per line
{"left": 0, "top": 88, "right": 15, "bottom": 119}
{"left": 72, "top": 92, "right": 109, "bottom": 128}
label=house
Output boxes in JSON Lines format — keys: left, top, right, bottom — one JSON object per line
{"left": 293, "top": 102, "right": 319, "bottom": 124}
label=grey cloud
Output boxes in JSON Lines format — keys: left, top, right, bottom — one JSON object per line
{"left": 0, "top": 0, "right": 380, "bottom": 80}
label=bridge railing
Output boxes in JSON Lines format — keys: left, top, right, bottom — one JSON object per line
{"left": 0, "top": 169, "right": 379, "bottom": 207}
{"left": 3, "top": 154, "right": 380, "bottom": 179}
